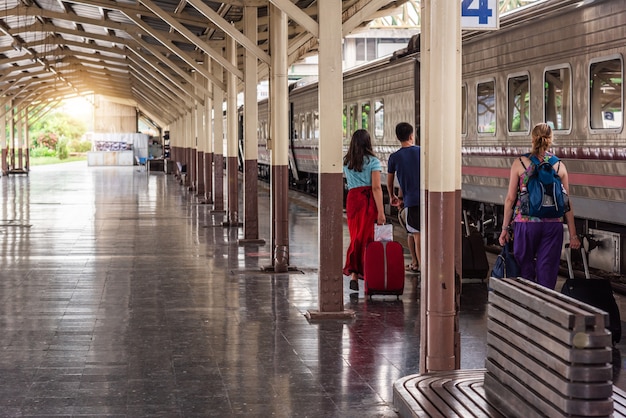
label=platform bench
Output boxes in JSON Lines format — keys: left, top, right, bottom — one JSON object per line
{"left": 393, "top": 277, "right": 626, "bottom": 417}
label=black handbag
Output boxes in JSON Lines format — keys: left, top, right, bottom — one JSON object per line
{"left": 491, "top": 241, "right": 520, "bottom": 279}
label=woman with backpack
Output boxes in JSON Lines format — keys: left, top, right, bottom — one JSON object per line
{"left": 498, "top": 123, "right": 580, "bottom": 289}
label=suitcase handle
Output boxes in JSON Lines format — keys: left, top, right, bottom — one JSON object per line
{"left": 564, "top": 243, "right": 589, "bottom": 279}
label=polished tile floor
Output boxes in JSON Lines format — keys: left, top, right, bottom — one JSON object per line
{"left": 1, "top": 161, "right": 625, "bottom": 417}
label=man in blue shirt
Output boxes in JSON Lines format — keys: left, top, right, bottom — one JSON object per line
{"left": 387, "top": 122, "right": 421, "bottom": 272}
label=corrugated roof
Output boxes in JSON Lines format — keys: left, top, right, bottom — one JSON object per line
{"left": 0, "top": 0, "right": 404, "bottom": 126}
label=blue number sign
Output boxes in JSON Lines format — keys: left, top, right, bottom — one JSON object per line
{"left": 461, "top": 0, "right": 499, "bottom": 30}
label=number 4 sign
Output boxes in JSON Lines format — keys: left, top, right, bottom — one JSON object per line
{"left": 461, "top": 0, "right": 499, "bottom": 30}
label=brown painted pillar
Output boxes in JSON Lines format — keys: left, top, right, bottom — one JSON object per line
{"left": 196, "top": 71, "right": 206, "bottom": 198}
{"left": 203, "top": 58, "right": 214, "bottom": 204}
{"left": 1, "top": 111, "right": 6, "bottom": 175}
{"left": 225, "top": 34, "right": 240, "bottom": 226}
{"left": 204, "top": 151, "right": 214, "bottom": 204}
{"left": 239, "top": 5, "right": 264, "bottom": 244}
{"left": 185, "top": 115, "right": 193, "bottom": 189}
{"left": 22, "top": 110, "right": 29, "bottom": 172}
{"left": 9, "top": 107, "right": 15, "bottom": 170}
{"left": 1, "top": 148, "right": 7, "bottom": 175}
{"left": 212, "top": 58, "right": 225, "bottom": 213}
{"left": 306, "top": 0, "right": 351, "bottom": 318}
{"left": 419, "top": 0, "right": 462, "bottom": 374}
{"left": 268, "top": 4, "right": 290, "bottom": 272}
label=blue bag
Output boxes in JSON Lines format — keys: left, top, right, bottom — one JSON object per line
{"left": 519, "top": 154, "right": 569, "bottom": 218}
{"left": 491, "top": 242, "right": 520, "bottom": 279}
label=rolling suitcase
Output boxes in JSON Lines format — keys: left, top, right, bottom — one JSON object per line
{"left": 363, "top": 240, "right": 405, "bottom": 298}
{"left": 561, "top": 244, "right": 622, "bottom": 345}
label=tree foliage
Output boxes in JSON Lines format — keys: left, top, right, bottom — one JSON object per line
{"left": 30, "top": 110, "right": 87, "bottom": 148}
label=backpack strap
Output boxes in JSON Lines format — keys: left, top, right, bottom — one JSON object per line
{"left": 518, "top": 157, "right": 527, "bottom": 170}
{"left": 528, "top": 154, "right": 541, "bottom": 166}
{"left": 546, "top": 154, "right": 561, "bottom": 172}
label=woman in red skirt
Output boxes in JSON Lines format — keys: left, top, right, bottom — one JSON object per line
{"left": 342, "top": 129, "right": 386, "bottom": 291}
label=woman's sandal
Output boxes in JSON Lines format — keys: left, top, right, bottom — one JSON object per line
{"left": 405, "top": 263, "right": 419, "bottom": 273}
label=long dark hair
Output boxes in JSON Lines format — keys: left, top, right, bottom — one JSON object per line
{"left": 343, "top": 129, "right": 375, "bottom": 172}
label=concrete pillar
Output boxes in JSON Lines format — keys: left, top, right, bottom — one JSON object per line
{"left": 212, "top": 58, "right": 225, "bottom": 213}
{"left": 306, "top": 0, "right": 351, "bottom": 318}
{"left": 16, "top": 110, "right": 24, "bottom": 170}
{"left": 204, "top": 58, "right": 214, "bottom": 204}
{"left": 186, "top": 112, "right": 194, "bottom": 189}
{"left": 9, "top": 107, "right": 15, "bottom": 170}
{"left": 23, "top": 108, "right": 29, "bottom": 172}
{"left": 195, "top": 71, "right": 205, "bottom": 197}
{"left": 269, "top": 4, "right": 289, "bottom": 272}
{"left": 225, "top": 34, "right": 240, "bottom": 226}
{"left": 1, "top": 111, "right": 6, "bottom": 175}
{"left": 239, "top": 6, "right": 264, "bottom": 244}
{"left": 420, "top": 0, "right": 462, "bottom": 374}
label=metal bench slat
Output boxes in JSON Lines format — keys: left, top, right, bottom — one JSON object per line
{"left": 485, "top": 360, "right": 614, "bottom": 416}
{"left": 487, "top": 329, "right": 612, "bottom": 382}
{"left": 487, "top": 346, "right": 613, "bottom": 398}
{"left": 489, "top": 278, "right": 609, "bottom": 330}
{"left": 488, "top": 306, "right": 612, "bottom": 362}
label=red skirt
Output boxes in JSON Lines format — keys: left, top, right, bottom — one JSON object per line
{"left": 343, "top": 186, "right": 378, "bottom": 277}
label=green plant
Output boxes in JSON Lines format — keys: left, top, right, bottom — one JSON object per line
{"left": 30, "top": 146, "right": 56, "bottom": 157}
{"left": 57, "top": 139, "right": 69, "bottom": 160}
{"left": 68, "top": 139, "right": 92, "bottom": 153}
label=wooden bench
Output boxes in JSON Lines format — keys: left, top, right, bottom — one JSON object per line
{"left": 394, "top": 277, "right": 626, "bottom": 417}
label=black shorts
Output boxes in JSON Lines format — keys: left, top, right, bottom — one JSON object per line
{"left": 405, "top": 206, "right": 420, "bottom": 233}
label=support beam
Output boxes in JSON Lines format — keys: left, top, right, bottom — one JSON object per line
{"left": 204, "top": 58, "right": 214, "bottom": 205}
{"left": 306, "top": 0, "right": 352, "bottom": 319}
{"left": 186, "top": 0, "right": 271, "bottom": 66}
{"left": 239, "top": 6, "right": 264, "bottom": 245}
{"left": 212, "top": 58, "right": 225, "bottom": 214}
{"left": 225, "top": 34, "right": 240, "bottom": 227}
{"left": 419, "top": 0, "right": 462, "bottom": 374}
{"left": 269, "top": 4, "right": 290, "bottom": 273}
{"left": 268, "top": 0, "right": 319, "bottom": 38}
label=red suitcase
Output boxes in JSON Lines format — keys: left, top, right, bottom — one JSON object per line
{"left": 363, "top": 240, "right": 405, "bottom": 298}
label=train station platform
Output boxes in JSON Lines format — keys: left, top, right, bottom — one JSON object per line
{"left": 2, "top": 161, "right": 626, "bottom": 417}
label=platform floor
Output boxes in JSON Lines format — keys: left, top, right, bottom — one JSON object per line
{"left": 1, "top": 161, "right": 626, "bottom": 417}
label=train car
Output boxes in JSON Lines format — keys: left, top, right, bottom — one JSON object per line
{"left": 244, "top": 0, "right": 626, "bottom": 277}
{"left": 461, "top": 0, "right": 626, "bottom": 274}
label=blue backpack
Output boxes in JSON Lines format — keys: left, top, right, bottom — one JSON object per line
{"left": 519, "top": 153, "right": 569, "bottom": 218}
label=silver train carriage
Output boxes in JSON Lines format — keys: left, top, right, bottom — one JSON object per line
{"left": 246, "top": 0, "right": 626, "bottom": 276}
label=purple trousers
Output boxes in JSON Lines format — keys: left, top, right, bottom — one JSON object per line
{"left": 512, "top": 221, "right": 564, "bottom": 290}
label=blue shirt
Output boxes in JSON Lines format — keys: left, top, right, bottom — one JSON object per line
{"left": 388, "top": 145, "right": 421, "bottom": 207}
{"left": 343, "top": 156, "right": 381, "bottom": 189}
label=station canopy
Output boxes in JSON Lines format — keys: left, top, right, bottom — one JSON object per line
{"left": 0, "top": 0, "right": 406, "bottom": 126}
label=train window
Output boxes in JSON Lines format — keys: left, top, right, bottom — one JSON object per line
{"left": 461, "top": 85, "right": 467, "bottom": 135}
{"left": 590, "top": 57, "right": 623, "bottom": 130}
{"left": 306, "top": 113, "right": 313, "bottom": 140}
{"left": 507, "top": 74, "right": 530, "bottom": 133}
{"left": 299, "top": 114, "right": 306, "bottom": 141}
{"left": 477, "top": 80, "right": 496, "bottom": 134}
{"left": 313, "top": 112, "right": 320, "bottom": 140}
{"left": 292, "top": 115, "right": 298, "bottom": 140}
{"left": 350, "top": 104, "right": 358, "bottom": 134}
{"left": 361, "top": 102, "right": 370, "bottom": 130}
{"left": 544, "top": 66, "right": 572, "bottom": 131}
{"left": 343, "top": 106, "right": 348, "bottom": 139}
{"left": 374, "top": 100, "right": 384, "bottom": 139}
